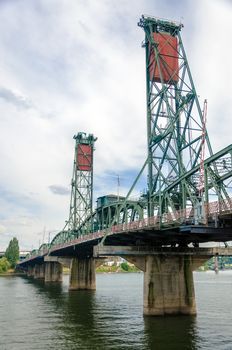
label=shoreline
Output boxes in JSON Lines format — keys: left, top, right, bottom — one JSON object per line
{"left": 0, "top": 270, "right": 142, "bottom": 277}
{"left": 2, "top": 268, "right": 232, "bottom": 277}
{"left": 0, "top": 272, "right": 25, "bottom": 276}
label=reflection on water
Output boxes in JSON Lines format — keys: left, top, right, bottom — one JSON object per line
{"left": 0, "top": 272, "right": 232, "bottom": 349}
{"left": 144, "top": 316, "right": 198, "bottom": 350}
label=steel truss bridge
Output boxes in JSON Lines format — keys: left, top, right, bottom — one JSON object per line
{"left": 19, "top": 15, "right": 232, "bottom": 267}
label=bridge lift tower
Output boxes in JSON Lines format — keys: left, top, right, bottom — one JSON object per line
{"left": 138, "top": 15, "right": 222, "bottom": 223}
{"left": 68, "top": 132, "right": 97, "bottom": 233}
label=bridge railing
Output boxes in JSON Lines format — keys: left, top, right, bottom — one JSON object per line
{"left": 206, "top": 198, "right": 232, "bottom": 216}
{"left": 109, "top": 197, "right": 232, "bottom": 235}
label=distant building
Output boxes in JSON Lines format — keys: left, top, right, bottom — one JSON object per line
{"left": 0, "top": 251, "right": 30, "bottom": 261}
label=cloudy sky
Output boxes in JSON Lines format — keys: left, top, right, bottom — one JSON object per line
{"left": 0, "top": 0, "right": 231, "bottom": 250}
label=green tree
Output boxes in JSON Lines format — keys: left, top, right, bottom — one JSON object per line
{"left": 0, "top": 257, "right": 10, "bottom": 273}
{"left": 121, "top": 262, "right": 129, "bottom": 271}
{"left": 5, "top": 237, "right": 19, "bottom": 268}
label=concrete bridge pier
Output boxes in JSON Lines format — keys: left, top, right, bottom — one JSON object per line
{"left": 127, "top": 254, "right": 208, "bottom": 316}
{"left": 27, "top": 265, "right": 34, "bottom": 277}
{"left": 38, "top": 264, "right": 45, "bottom": 279}
{"left": 69, "top": 257, "right": 96, "bottom": 290}
{"left": 94, "top": 245, "right": 212, "bottom": 316}
{"left": 44, "top": 261, "right": 63, "bottom": 282}
{"left": 27, "top": 264, "right": 45, "bottom": 279}
{"left": 142, "top": 255, "right": 196, "bottom": 316}
{"left": 33, "top": 264, "right": 41, "bottom": 279}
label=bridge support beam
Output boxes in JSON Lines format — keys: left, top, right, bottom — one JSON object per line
{"left": 45, "top": 262, "right": 62, "bottom": 282}
{"left": 69, "top": 257, "right": 96, "bottom": 290}
{"left": 44, "top": 256, "right": 72, "bottom": 268}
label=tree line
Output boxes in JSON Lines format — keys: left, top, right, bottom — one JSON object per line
{"left": 0, "top": 237, "right": 19, "bottom": 273}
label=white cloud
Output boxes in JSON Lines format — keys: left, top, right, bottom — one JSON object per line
{"left": 0, "top": 0, "right": 231, "bottom": 250}
{"left": 48, "top": 185, "right": 70, "bottom": 195}
{"left": 0, "top": 225, "right": 7, "bottom": 234}
{"left": 186, "top": 0, "right": 232, "bottom": 152}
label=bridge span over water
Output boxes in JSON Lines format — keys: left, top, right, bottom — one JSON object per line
{"left": 18, "top": 16, "right": 232, "bottom": 316}
{"left": 18, "top": 193, "right": 232, "bottom": 316}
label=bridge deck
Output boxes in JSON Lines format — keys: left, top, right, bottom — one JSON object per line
{"left": 18, "top": 196, "right": 232, "bottom": 265}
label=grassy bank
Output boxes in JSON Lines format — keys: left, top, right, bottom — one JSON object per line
{"left": 63, "top": 263, "right": 141, "bottom": 274}
{"left": 0, "top": 269, "right": 24, "bottom": 276}
{"left": 96, "top": 263, "right": 141, "bottom": 273}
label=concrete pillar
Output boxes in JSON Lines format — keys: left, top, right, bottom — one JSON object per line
{"left": 33, "top": 264, "right": 41, "bottom": 279}
{"left": 30, "top": 265, "right": 36, "bottom": 278}
{"left": 143, "top": 255, "right": 196, "bottom": 316}
{"left": 27, "top": 265, "right": 34, "bottom": 277}
{"left": 45, "top": 261, "right": 62, "bottom": 282}
{"left": 69, "top": 257, "right": 96, "bottom": 290}
{"left": 34, "top": 264, "right": 45, "bottom": 279}
{"left": 39, "top": 264, "right": 45, "bottom": 279}
{"left": 214, "top": 255, "right": 219, "bottom": 273}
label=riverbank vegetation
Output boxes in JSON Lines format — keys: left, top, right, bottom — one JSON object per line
{"left": 0, "top": 237, "right": 19, "bottom": 274}
{"left": 198, "top": 256, "right": 232, "bottom": 271}
{"left": 96, "top": 262, "right": 140, "bottom": 273}
{"left": 0, "top": 257, "right": 11, "bottom": 273}
{"left": 5, "top": 237, "right": 19, "bottom": 268}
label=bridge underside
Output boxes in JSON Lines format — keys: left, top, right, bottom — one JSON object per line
{"left": 48, "top": 222, "right": 232, "bottom": 258}
{"left": 105, "top": 225, "right": 232, "bottom": 247}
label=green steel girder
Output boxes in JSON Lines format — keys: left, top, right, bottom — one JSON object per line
{"left": 38, "top": 243, "right": 50, "bottom": 254}
{"left": 135, "top": 15, "right": 231, "bottom": 224}
{"left": 50, "top": 229, "right": 77, "bottom": 247}
{"left": 30, "top": 249, "right": 39, "bottom": 256}
{"left": 96, "top": 200, "right": 144, "bottom": 231}
{"left": 161, "top": 145, "right": 232, "bottom": 194}
{"left": 49, "top": 199, "right": 145, "bottom": 249}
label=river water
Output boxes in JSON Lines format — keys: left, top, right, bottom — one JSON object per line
{"left": 0, "top": 271, "right": 232, "bottom": 350}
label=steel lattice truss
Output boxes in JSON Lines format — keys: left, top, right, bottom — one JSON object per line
{"left": 50, "top": 132, "right": 97, "bottom": 247}
{"left": 136, "top": 15, "right": 231, "bottom": 224}
{"left": 68, "top": 132, "right": 96, "bottom": 231}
